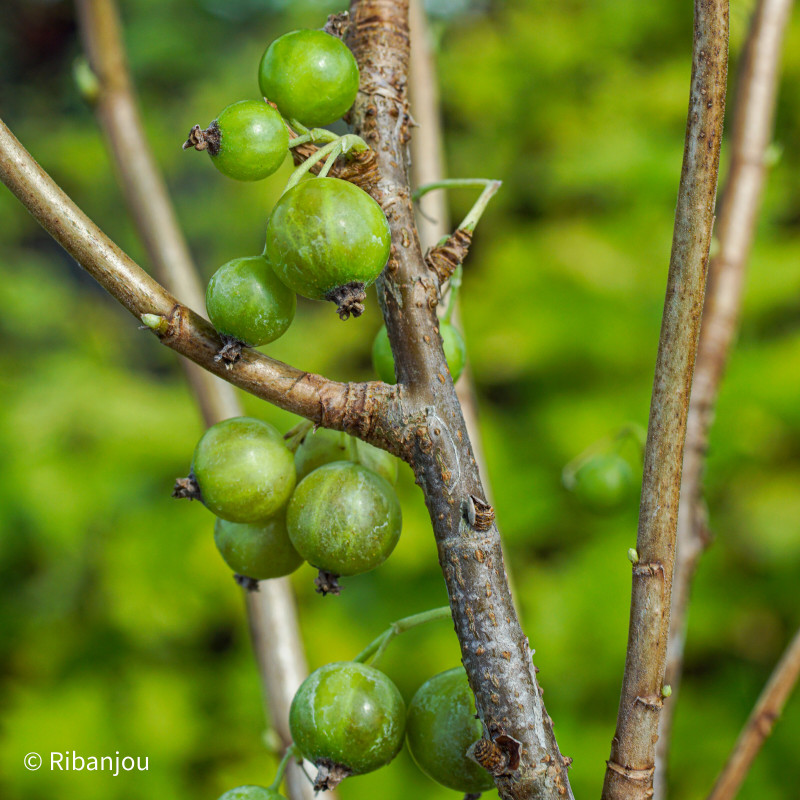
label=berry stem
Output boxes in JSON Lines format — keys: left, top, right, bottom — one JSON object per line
{"left": 413, "top": 177, "right": 502, "bottom": 243}
{"left": 353, "top": 606, "right": 451, "bottom": 666}
{"left": 412, "top": 177, "right": 496, "bottom": 203}
{"left": 283, "top": 419, "right": 314, "bottom": 453}
{"left": 287, "top": 118, "right": 310, "bottom": 135}
{"left": 269, "top": 743, "right": 299, "bottom": 791}
{"left": 458, "top": 179, "right": 502, "bottom": 233}
{"left": 413, "top": 178, "right": 502, "bottom": 233}
{"left": 283, "top": 134, "right": 369, "bottom": 193}
{"left": 317, "top": 148, "right": 340, "bottom": 178}
{"left": 287, "top": 128, "right": 340, "bottom": 149}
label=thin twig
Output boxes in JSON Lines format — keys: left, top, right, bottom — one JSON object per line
{"left": 0, "top": 118, "right": 401, "bottom": 449}
{"left": 707, "top": 627, "right": 800, "bottom": 800}
{"left": 601, "top": 3, "right": 729, "bottom": 799}
{"left": 654, "top": 2, "right": 794, "bottom": 796}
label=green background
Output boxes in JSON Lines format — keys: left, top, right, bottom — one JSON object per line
{"left": 1, "top": 0, "right": 799, "bottom": 798}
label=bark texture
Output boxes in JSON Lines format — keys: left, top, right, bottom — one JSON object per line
{"left": 347, "top": 1, "right": 573, "bottom": 797}
{"left": 602, "top": 2, "right": 729, "bottom": 799}
{"left": 655, "top": 1, "right": 794, "bottom": 796}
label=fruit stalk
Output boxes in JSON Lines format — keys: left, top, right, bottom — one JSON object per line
{"left": 601, "top": 2, "right": 729, "bottom": 799}
{"left": 346, "top": 1, "right": 573, "bottom": 797}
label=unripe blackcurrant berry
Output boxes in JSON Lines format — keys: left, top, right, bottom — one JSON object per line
{"left": 258, "top": 30, "right": 360, "bottom": 128}
{"left": 266, "top": 178, "right": 391, "bottom": 319}
{"left": 406, "top": 667, "right": 495, "bottom": 793}
{"left": 192, "top": 417, "right": 295, "bottom": 523}
{"left": 289, "top": 661, "right": 405, "bottom": 790}
{"left": 184, "top": 100, "right": 288, "bottom": 181}
{"left": 294, "top": 428, "right": 398, "bottom": 484}
{"left": 287, "top": 462, "right": 401, "bottom": 592}
{"left": 206, "top": 255, "right": 296, "bottom": 347}
{"left": 214, "top": 512, "right": 303, "bottom": 581}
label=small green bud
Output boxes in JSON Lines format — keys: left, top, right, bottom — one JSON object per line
{"left": 764, "top": 142, "right": 783, "bottom": 168}
{"left": 627, "top": 548, "right": 639, "bottom": 565}
{"left": 662, "top": 685, "right": 672, "bottom": 698}
{"left": 73, "top": 57, "right": 100, "bottom": 105}
{"left": 141, "top": 313, "right": 169, "bottom": 334}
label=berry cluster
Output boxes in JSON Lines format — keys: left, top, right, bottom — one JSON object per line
{"left": 185, "top": 23, "right": 467, "bottom": 371}
{"left": 177, "top": 418, "right": 401, "bottom": 594}
{"left": 176, "top": 17, "right": 488, "bottom": 798}
{"left": 184, "top": 27, "right": 391, "bottom": 329}
{"left": 219, "top": 662, "right": 490, "bottom": 797}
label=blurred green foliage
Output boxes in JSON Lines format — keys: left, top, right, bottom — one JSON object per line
{"left": 1, "top": 0, "right": 799, "bottom": 799}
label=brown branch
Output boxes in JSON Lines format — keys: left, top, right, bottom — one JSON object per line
{"left": 707, "top": 627, "right": 800, "bottom": 800}
{"left": 347, "top": 2, "right": 572, "bottom": 798}
{"left": 601, "top": 3, "right": 729, "bottom": 799}
{"left": 0, "top": 118, "right": 401, "bottom": 449}
{"left": 654, "top": 1, "right": 795, "bottom": 796}
{"left": 72, "top": 4, "right": 325, "bottom": 799}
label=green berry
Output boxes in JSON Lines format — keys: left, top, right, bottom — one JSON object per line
{"left": 294, "top": 428, "right": 398, "bottom": 484}
{"left": 372, "top": 321, "right": 466, "bottom": 384}
{"left": 289, "top": 662, "right": 405, "bottom": 787}
{"left": 406, "top": 667, "right": 495, "bottom": 793}
{"left": 206, "top": 255, "right": 296, "bottom": 347}
{"left": 572, "top": 453, "right": 633, "bottom": 512}
{"left": 214, "top": 511, "right": 303, "bottom": 580}
{"left": 206, "top": 101, "right": 288, "bottom": 181}
{"left": 258, "top": 30, "right": 360, "bottom": 128}
{"left": 266, "top": 177, "right": 391, "bottom": 319}
{"left": 217, "top": 787, "right": 285, "bottom": 800}
{"left": 192, "top": 417, "right": 296, "bottom": 523}
{"left": 287, "top": 462, "right": 401, "bottom": 578}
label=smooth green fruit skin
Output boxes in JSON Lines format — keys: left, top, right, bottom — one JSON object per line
{"left": 212, "top": 101, "right": 288, "bottom": 181}
{"left": 406, "top": 667, "right": 495, "bottom": 793}
{"left": 214, "top": 512, "right": 303, "bottom": 580}
{"left": 287, "top": 462, "right": 401, "bottom": 576}
{"left": 258, "top": 30, "right": 360, "bottom": 128}
{"left": 266, "top": 178, "right": 391, "bottom": 301}
{"left": 573, "top": 453, "right": 633, "bottom": 512}
{"left": 192, "top": 417, "right": 296, "bottom": 523}
{"left": 290, "top": 662, "right": 406, "bottom": 775}
{"left": 206, "top": 255, "right": 296, "bottom": 346}
{"left": 372, "top": 321, "right": 467, "bottom": 384}
{"left": 294, "top": 428, "right": 398, "bottom": 484}
{"left": 218, "top": 786, "right": 285, "bottom": 800}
